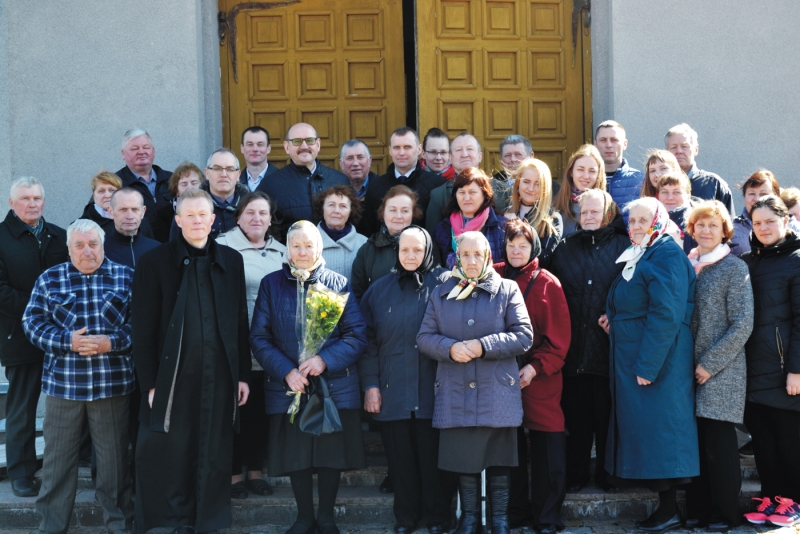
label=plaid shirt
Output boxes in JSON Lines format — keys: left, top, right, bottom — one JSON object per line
{"left": 22, "top": 259, "right": 134, "bottom": 401}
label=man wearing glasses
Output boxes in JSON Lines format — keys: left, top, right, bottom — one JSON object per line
{"left": 200, "top": 148, "right": 250, "bottom": 238}
{"left": 257, "top": 122, "right": 349, "bottom": 241}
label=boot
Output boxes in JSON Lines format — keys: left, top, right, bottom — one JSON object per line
{"left": 454, "top": 474, "right": 481, "bottom": 534}
{"left": 489, "top": 474, "right": 510, "bottom": 534}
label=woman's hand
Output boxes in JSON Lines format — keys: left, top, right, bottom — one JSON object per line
{"left": 636, "top": 376, "right": 651, "bottom": 386}
{"left": 463, "top": 340, "right": 483, "bottom": 358}
{"left": 299, "top": 355, "right": 327, "bottom": 377}
{"left": 238, "top": 382, "right": 250, "bottom": 406}
{"left": 695, "top": 365, "right": 712, "bottom": 385}
{"left": 598, "top": 314, "right": 610, "bottom": 334}
{"left": 285, "top": 368, "right": 309, "bottom": 393}
{"left": 364, "top": 388, "right": 382, "bottom": 413}
{"left": 519, "top": 364, "right": 536, "bottom": 388}
{"left": 787, "top": 373, "right": 800, "bottom": 396}
{"left": 450, "top": 341, "right": 479, "bottom": 363}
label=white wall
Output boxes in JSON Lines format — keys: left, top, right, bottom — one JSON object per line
{"left": 592, "top": 0, "right": 800, "bottom": 202}
{"left": 0, "top": 0, "right": 223, "bottom": 227}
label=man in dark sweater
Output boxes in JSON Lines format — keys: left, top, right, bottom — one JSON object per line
{"left": 362, "top": 127, "right": 445, "bottom": 235}
{"left": 104, "top": 188, "right": 159, "bottom": 269}
{"left": 665, "top": 123, "right": 734, "bottom": 214}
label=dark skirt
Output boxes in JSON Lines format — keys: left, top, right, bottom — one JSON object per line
{"left": 267, "top": 409, "right": 366, "bottom": 476}
{"left": 438, "top": 426, "right": 518, "bottom": 473}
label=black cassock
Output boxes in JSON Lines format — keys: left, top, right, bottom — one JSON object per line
{"left": 135, "top": 252, "right": 235, "bottom": 532}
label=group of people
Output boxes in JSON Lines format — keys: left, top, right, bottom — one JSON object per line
{"left": 1, "top": 118, "right": 799, "bottom": 534}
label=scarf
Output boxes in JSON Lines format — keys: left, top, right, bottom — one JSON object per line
{"left": 688, "top": 243, "right": 730, "bottom": 274}
{"left": 380, "top": 223, "right": 402, "bottom": 246}
{"left": 395, "top": 225, "right": 437, "bottom": 290}
{"left": 284, "top": 221, "right": 326, "bottom": 342}
{"left": 570, "top": 186, "right": 584, "bottom": 204}
{"left": 501, "top": 231, "right": 542, "bottom": 281}
{"left": 319, "top": 220, "right": 352, "bottom": 242}
{"left": 616, "top": 200, "right": 679, "bottom": 281}
{"left": 421, "top": 159, "right": 456, "bottom": 181}
{"left": 449, "top": 207, "right": 491, "bottom": 237}
{"left": 447, "top": 244, "right": 493, "bottom": 300}
{"left": 14, "top": 212, "right": 44, "bottom": 238}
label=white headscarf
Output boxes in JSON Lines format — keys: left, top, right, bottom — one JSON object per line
{"left": 616, "top": 198, "right": 682, "bottom": 281}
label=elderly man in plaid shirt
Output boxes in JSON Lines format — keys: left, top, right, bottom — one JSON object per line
{"left": 23, "top": 218, "right": 134, "bottom": 534}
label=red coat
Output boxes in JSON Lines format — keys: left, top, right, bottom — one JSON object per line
{"left": 495, "top": 259, "right": 571, "bottom": 432}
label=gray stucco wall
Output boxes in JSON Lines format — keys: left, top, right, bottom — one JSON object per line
{"left": 592, "top": 0, "right": 800, "bottom": 197}
{"left": 0, "top": 0, "right": 222, "bottom": 227}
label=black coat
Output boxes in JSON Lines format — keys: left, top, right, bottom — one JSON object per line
{"left": 0, "top": 211, "right": 69, "bottom": 366}
{"left": 362, "top": 162, "right": 445, "bottom": 236}
{"left": 256, "top": 159, "right": 349, "bottom": 241}
{"left": 742, "top": 231, "right": 800, "bottom": 411}
{"left": 116, "top": 164, "right": 174, "bottom": 242}
{"left": 238, "top": 162, "right": 279, "bottom": 188}
{"left": 103, "top": 228, "right": 160, "bottom": 269}
{"left": 131, "top": 237, "right": 251, "bottom": 432}
{"left": 549, "top": 216, "right": 630, "bottom": 377}
{"left": 168, "top": 182, "right": 251, "bottom": 241}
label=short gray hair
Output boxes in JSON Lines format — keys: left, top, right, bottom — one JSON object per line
{"left": 122, "top": 128, "right": 151, "bottom": 149}
{"left": 9, "top": 177, "right": 45, "bottom": 200}
{"left": 665, "top": 123, "right": 698, "bottom": 147}
{"left": 206, "top": 148, "right": 240, "bottom": 169}
{"left": 456, "top": 230, "right": 491, "bottom": 253}
{"left": 451, "top": 132, "right": 482, "bottom": 153}
{"left": 499, "top": 135, "right": 532, "bottom": 156}
{"left": 339, "top": 139, "right": 371, "bottom": 161}
{"left": 67, "top": 219, "right": 105, "bottom": 246}
{"left": 624, "top": 196, "right": 658, "bottom": 218}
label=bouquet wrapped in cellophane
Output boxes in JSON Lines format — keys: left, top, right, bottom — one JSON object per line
{"left": 287, "top": 282, "right": 349, "bottom": 422}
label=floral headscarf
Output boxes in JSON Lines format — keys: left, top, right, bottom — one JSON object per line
{"left": 615, "top": 198, "right": 681, "bottom": 281}
{"left": 447, "top": 232, "right": 494, "bottom": 300}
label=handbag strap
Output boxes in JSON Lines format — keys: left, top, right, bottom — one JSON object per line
{"left": 317, "top": 375, "right": 332, "bottom": 398}
{"left": 522, "top": 269, "right": 541, "bottom": 301}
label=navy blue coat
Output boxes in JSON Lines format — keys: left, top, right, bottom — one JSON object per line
{"left": 104, "top": 228, "right": 160, "bottom": 269}
{"left": 250, "top": 264, "right": 368, "bottom": 415}
{"left": 359, "top": 268, "right": 450, "bottom": 421}
{"left": 434, "top": 209, "right": 507, "bottom": 268}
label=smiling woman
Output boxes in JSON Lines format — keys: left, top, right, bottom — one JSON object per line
{"left": 79, "top": 171, "right": 122, "bottom": 233}
{"left": 553, "top": 145, "right": 607, "bottom": 238}
{"left": 313, "top": 185, "right": 367, "bottom": 280}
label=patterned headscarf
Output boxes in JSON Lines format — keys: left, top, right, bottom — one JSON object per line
{"left": 615, "top": 198, "right": 680, "bottom": 281}
{"left": 447, "top": 232, "right": 494, "bottom": 300}
{"left": 285, "top": 220, "right": 325, "bottom": 281}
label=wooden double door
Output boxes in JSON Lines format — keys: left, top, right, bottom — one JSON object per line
{"left": 220, "top": 0, "right": 591, "bottom": 180}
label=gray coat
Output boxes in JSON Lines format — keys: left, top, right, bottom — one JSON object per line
{"left": 417, "top": 271, "right": 534, "bottom": 429}
{"left": 317, "top": 223, "right": 367, "bottom": 281}
{"left": 690, "top": 253, "right": 754, "bottom": 423}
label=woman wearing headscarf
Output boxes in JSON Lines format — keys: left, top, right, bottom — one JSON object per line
{"left": 494, "top": 219, "right": 570, "bottom": 534}
{"left": 603, "top": 197, "right": 699, "bottom": 532}
{"left": 418, "top": 231, "right": 533, "bottom": 534}
{"left": 549, "top": 189, "right": 629, "bottom": 494}
{"left": 250, "top": 221, "right": 368, "bottom": 534}
{"left": 680, "top": 201, "right": 753, "bottom": 531}
{"left": 359, "top": 226, "right": 451, "bottom": 534}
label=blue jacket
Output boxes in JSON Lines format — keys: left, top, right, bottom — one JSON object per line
{"left": 104, "top": 228, "right": 160, "bottom": 269}
{"left": 250, "top": 264, "right": 368, "bottom": 414}
{"left": 606, "top": 158, "right": 644, "bottom": 211}
{"left": 359, "top": 268, "right": 450, "bottom": 421}
{"left": 605, "top": 236, "right": 699, "bottom": 479}
{"left": 434, "top": 209, "right": 507, "bottom": 268}
{"left": 687, "top": 165, "right": 734, "bottom": 215}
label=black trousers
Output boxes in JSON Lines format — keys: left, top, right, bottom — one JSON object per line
{"left": 4, "top": 362, "right": 42, "bottom": 480}
{"left": 744, "top": 401, "right": 800, "bottom": 500}
{"left": 509, "top": 428, "right": 566, "bottom": 529}
{"left": 685, "top": 417, "right": 742, "bottom": 526}
{"left": 381, "top": 416, "right": 450, "bottom": 526}
{"left": 232, "top": 371, "right": 268, "bottom": 474}
{"left": 561, "top": 374, "right": 611, "bottom": 487}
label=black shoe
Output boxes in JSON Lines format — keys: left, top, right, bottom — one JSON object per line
{"left": 567, "top": 483, "right": 583, "bottom": 493}
{"left": 245, "top": 477, "right": 273, "bottom": 496}
{"left": 285, "top": 521, "right": 316, "bottom": 534}
{"left": 427, "top": 524, "right": 446, "bottom": 534}
{"left": 379, "top": 474, "right": 394, "bottom": 494}
{"left": 738, "top": 441, "right": 754, "bottom": 458}
{"left": 539, "top": 525, "right": 558, "bottom": 534}
{"left": 231, "top": 480, "right": 248, "bottom": 499}
{"left": 638, "top": 514, "right": 682, "bottom": 533}
{"left": 683, "top": 518, "right": 705, "bottom": 529}
{"left": 12, "top": 477, "right": 39, "bottom": 497}
{"left": 317, "top": 522, "right": 339, "bottom": 534}
{"left": 706, "top": 523, "right": 731, "bottom": 532}
{"left": 394, "top": 521, "right": 416, "bottom": 533}
{"left": 488, "top": 474, "right": 511, "bottom": 534}
{"left": 171, "top": 527, "right": 196, "bottom": 534}
{"left": 454, "top": 474, "right": 481, "bottom": 534}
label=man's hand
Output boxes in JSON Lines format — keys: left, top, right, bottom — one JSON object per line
{"left": 71, "top": 327, "right": 112, "bottom": 356}
{"left": 286, "top": 368, "right": 309, "bottom": 393}
{"left": 450, "top": 341, "right": 479, "bottom": 363}
{"left": 519, "top": 364, "right": 536, "bottom": 388}
{"left": 364, "top": 388, "right": 381, "bottom": 413}
{"left": 238, "top": 382, "right": 250, "bottom": 406}
{"left": 148, "top": 388, "right": 155, "bottom": 408}
{"left": 299, "top": 355, "right": 327, "bottom": 377}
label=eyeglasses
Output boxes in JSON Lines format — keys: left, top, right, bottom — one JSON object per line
{"left": 207, "top": 166, "right": 239, "bottom": 174}
{"left": 288, "top": 137, "right": 318, "bottom": 146}
{"left": 425, "top": 150, "right": 449, "bottom": 157}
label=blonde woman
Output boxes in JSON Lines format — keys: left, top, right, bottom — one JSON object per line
{"left": 552, "top": 145, "right": 607, "bottom": 238}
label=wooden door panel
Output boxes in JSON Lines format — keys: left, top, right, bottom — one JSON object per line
{"left": 418, "top": 0, "right": 591, "bottom": 182}
{"left": 221, "top": 0, "right": 405, "bottom": 176}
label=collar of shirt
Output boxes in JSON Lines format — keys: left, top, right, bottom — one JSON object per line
{"left": 210, "top": 192, "right": 235, "bottom": 206}
{"left": 132, "top": 168, "right": 158, "bottom": 197}
{"left": 394, "top": 167, "right": 412, "bottom": 180}
{"left": 354, "top": 175, "right": 370, "bottom": 199}
{"left": 247, "top": 166, "right": 269, "bottom": 188}
{"left": 687, "top": 164, "right": 699, "bottom": 180}
{"left": 93, "top": 203, "right": 111, "bottom": 219}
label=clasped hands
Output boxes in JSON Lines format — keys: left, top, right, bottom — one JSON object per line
{"left": 450, "top": 339, "right": 483, "bottom": 363}
{"left": 71, "top": 326, "right": 111, "bottom": 356}
{"left": 285, "top": 355, "right": 327, "bottom": 393}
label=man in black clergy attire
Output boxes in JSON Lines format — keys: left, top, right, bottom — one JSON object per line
{"left": 131, "top": 188, "right": 251, "bottom": 534}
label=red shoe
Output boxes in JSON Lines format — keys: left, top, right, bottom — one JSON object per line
{"left": 767, "top": 496, "right": 800, "bottom": 527}
{"left": 744, "top": 496, "right": 776, "bottom": 524}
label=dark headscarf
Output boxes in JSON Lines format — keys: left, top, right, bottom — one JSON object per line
{"left": 501, "top": 221, "right": 542, "bottom": 281}
{"left": 395, "top": 225, "right": 437, "bottom": 290}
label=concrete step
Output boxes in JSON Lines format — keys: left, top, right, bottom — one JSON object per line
{"left": 0, "top": 477, "right": 764, "bottom": 530}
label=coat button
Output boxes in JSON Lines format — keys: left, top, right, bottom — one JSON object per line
{"left": 184, "top": 259, "right": 190, "bottom": 265}
{"left": 468, "top": 319, "right": 474, "bottom": 326}
{"left": 469, "top": 381, "right": 476, "bottom": 388}
{"left": 471, "top": 293, "right": 477, "bottom": 298}
{"left": 509, "top": 378, "right": 515, "bottom": 385}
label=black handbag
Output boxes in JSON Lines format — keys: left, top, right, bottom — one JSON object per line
{"left": 298, "top": 375, "right": 343, "bottom": 436}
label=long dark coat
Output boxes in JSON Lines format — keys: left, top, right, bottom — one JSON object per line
{"left": 605, "top": 236, "right": 699, "bottom": 480}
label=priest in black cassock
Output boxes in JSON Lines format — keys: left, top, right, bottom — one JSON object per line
{"left": 131, "top": 188, "right": 251, "bottom": 534}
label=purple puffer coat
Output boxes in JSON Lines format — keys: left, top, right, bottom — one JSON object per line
{"left": 416, "top": 270, "right": 533, "bottom": 429}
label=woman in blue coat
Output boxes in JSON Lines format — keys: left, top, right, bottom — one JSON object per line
{"left": 604, "top": 197, "right": 699, "bottom": 532}
{"left": 250, "top": 221, "right": 368, "bottom": 534}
